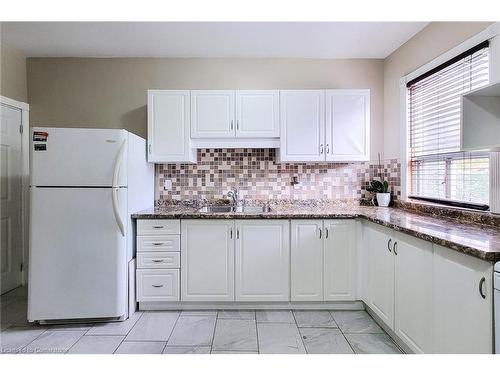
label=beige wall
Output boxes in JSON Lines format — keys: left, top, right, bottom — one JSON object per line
{"left": 27, "top": 58, "right": 385, "bottom": 160}
{"left": 0, "top": 42, "right": 27, "bottom": 102}
{"left": 383, "top": 22, "right": 494, "bottom": 159}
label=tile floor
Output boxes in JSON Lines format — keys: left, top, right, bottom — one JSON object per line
{"left": 0, "top": 287, "right": 403, "bottom": 354}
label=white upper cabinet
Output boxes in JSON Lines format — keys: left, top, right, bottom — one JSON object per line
{"left": 325, "top": 90, "right": 370, "bottom": 161}
{"left": 279, "top": 90, "right": 325, "bottom": 162}
{"left": 191, "top": 90, "right": 235, "bottom": 138}
{"left": 432, "top": 245, "right": 493, "bottom": 354}
{"left": 236, "top": 90, "right": 279, "bottom": 138}
{"left": 147, "top": 90, "right": 196, "bottom": 163}
{"left": 394, "top": 232, "right": 433, "bottom": 354}
{"left": 235, "top": 220, "right": 290, "bottom": 301}
{"left": 323, "top": 220, "right": 357, "bottom": 301}
{"left": 278, "top": 89, "right": 369, "bottom": 162}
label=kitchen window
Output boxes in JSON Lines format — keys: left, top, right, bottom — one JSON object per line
{"left": 407, "top": 41, "right": 490, "bottom": 210}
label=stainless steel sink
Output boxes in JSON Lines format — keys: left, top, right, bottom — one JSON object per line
{"left": 198, "top": 205, "right": 234, "bottom": 213}
{"left": 198, "top": 205, "right": 271, "bottom": 213}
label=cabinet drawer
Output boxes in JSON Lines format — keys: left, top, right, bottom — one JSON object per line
{"left": 136, "top": 269, "right": 179, "bottom": 302}
{"left": 137, "top": 220, "right": 180, "bottom": 235}
{"left": 137, "top": 235, "right": 180, "bottom": 252}
{"left": 137, "top": 252, "right": 180, "bottom": 269}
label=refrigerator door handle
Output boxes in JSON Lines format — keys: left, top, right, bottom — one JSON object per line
{"left": 112, "top": 140, "right": 126, "bottom": 237}
{"left": 112, "top": 140, "right": 126, "bottom": 188}
{"left": 112, "top": 187, "right": 125, "bottom": 237}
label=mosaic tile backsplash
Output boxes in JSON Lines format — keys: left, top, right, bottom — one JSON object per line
{"left": 156, "top": 149, "right": 401, "bottom": 202}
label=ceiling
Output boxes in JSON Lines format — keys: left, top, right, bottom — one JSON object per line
{"left": 1, "top": 22, "right": 429, "bottom": 59}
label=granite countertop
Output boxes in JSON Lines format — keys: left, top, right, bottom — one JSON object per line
{"left": 132, "top": 203, "right": 500, "bottom": 262}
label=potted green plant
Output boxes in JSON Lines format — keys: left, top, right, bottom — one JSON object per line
{"left": 366, "top": 179, "right": 391, "bottom": 207}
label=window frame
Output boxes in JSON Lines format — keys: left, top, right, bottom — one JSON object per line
{"left": 400, "top": 23, "right": 500, "bottom": 211}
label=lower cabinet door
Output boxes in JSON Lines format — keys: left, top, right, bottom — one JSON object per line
{"left": 136, "top": 269, "right": 179, "bottom": 302}
{"left": 235, "top": 220, "right": 290, "bottom": 301}
{"left": 323, "top": 220, "right": 356, "bottom": 301}
{"left": 394, "top": 232, "right": 433, "bottom": 353}
{"left": 432, "top": 245, "right": 493, "bottom": 353}
{"left": 366, "top": 223, "right": 395, "bottom": 329}
{"left": 291, "top": 220, "right": 323, "bottom": 301}
{"left": 181, "top": 220, "right": 235, "bottom": 301}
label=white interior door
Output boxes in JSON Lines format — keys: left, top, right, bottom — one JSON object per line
{"left": 28, "top": 187, "right": 127, "bottom": 321}
{"left": 0, "top": 104, "right": 23, "bottom": 294}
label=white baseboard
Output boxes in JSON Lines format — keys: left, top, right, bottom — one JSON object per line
{"left": 138, "top": 300, "right": 364, "bottom": 311}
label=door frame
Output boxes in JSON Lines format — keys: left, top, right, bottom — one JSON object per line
{"left": 1, "top": 95, "right": 30, "bottom": 286}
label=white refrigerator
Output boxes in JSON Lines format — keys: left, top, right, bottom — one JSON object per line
{"left": 28, "top": 127, "right": 154, "bottom": 323}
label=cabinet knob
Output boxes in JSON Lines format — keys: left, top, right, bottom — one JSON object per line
{"left": 393, "top": 241, "right": 398, "bottom": 255}
{"left": 231, "top": 120, "right": 234, "bottom": 130}
{"left": 387, "top": 238, "right": 392, "bottom": 252}
{"left": 320, "top": 144, "right": 324, "bottom": 154}
{"left": 319, "top": 228, "right": 322, "bottom": 239}
{"left": 326, "top": 144, "right": 330, "bottom": 154}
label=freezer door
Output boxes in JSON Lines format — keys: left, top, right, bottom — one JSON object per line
{"left": 30, "top": 127, "right": 128, "bottom": 187}
{"left": 28, "top": 187, "right": 128, "bottom": 321}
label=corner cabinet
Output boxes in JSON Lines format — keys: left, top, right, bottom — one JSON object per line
{"left": 235, "top": 220, "right": 289, "bottom": 301}
{"left": 278, "top": 89, "right": 370, "bottom": 162}
{"left": 147, "top": 90, "right": 196, "bottom": 163}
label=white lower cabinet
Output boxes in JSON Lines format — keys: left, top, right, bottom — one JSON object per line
{"left": 291, "top": 220, "right": 356, "bottom": 302}
{"left": 324, "top": 220, "right": 357, "bottom": 301}
{"left": 291, "top": 221, "right": 324, "bottom": 301}
{"left": 136, "top": 269, "right": 179, "bottom": 302}
{"left": 235, "top": 220, "right": 290, "bottom": 301}
{"left": 432, "top": 245, "right": 493, "bottom": 354}
{"left": 394, "top": 232, "right": 433, "bottom": 354}
{"left": 181, "top": 220, "right": 234, "bottom": 301}
{"left": 366, "top": 223, "right": 395, "bottom": 330}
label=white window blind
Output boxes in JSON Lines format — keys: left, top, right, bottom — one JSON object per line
{"left": 407, "top": 42, "right": 490, "bottom": 208}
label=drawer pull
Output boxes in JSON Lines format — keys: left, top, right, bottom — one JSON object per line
{"left": 152, "top": 284, "right": 164, "bottom": 288}
{"left": 479, "top": 277, "right": 486, "bottom": 299}
{"left": 151, "top": 259, "right": 164, "bottom": 263}
{"left": 153, "top": 226, "right": 164, "bottom": 229}
{"left": 152, "top": 242, "right": 164, "bottom": 246}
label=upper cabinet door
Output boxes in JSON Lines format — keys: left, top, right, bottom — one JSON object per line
{"left": 191, "top": 90, "right": 235, "bottom": 138}
{"left": 235, "top": 90, "right": 279, "bottom": 138}
{"left": 325, "top": 90, "right": 370, "bottom": 161}
{"left": 235, "top": 220, "right": 290, "bottom": 302}
{"left": 279, "top": 90, "right": 325, "bottom": 162}
{"left": 147, "top": 90, "right": 196, "bottom": 163}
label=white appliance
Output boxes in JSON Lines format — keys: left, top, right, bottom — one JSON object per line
{"left": 495, "top": 262, "right": 499, "bottom": 353}
{"left": 28, "top": 127, "right": 154, "bottom": 323}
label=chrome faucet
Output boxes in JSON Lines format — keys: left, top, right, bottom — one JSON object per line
{"left": 227, "top": 187, "right": 239, "bottom": 206}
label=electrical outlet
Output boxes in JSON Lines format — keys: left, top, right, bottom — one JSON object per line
{"left": 163, "top": 179, "right": 172, "bottom": 190}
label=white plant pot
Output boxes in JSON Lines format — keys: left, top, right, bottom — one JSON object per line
{"left": 376, "top": 193, "right": 391, "bottom": 207}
